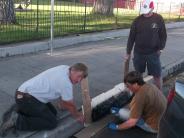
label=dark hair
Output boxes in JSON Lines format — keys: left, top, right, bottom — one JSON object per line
{"left": 124, "top": 71, "right": 145, "bottom": 85}
{"left": 70, "top": 63, "right": 88, "bottom": 78}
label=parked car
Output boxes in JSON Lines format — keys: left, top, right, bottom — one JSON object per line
{"left": 158, "top": 73, "right": 184, "bottom": 138}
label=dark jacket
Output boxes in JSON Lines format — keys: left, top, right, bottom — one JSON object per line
{"left": 127, "top": 13, "right": 167, "bottom": 55}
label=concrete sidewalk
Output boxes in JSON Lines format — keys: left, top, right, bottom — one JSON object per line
{"left": 0, "top": 24, "right": 184, "bottom": 138}
{"left": 0, "top": 22, "right": 184, "bottom": 58}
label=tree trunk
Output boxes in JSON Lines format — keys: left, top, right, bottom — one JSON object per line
{"left": 92, "top": 0, "right": 114, "bottom": 16}
{"left": 0, "top": 0, "right": 16, "bottom": 24}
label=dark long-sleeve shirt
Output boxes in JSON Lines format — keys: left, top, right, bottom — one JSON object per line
{"left": 127, "top": 13, "right": 167, "bottom": 55}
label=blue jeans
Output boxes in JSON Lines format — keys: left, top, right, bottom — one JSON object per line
{"left": 136, "top": 118, "right": 157, "bottom": 133}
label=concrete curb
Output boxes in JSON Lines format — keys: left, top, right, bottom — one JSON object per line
{"left": 0, "top": 22, "right": 184, "bottom": 58}
{"left": 162, "top": 57, "right": 184, "bottom": 79}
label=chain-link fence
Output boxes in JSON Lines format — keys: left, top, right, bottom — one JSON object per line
{"left": 0, "top": 0, "right": 184, "bottom": 45}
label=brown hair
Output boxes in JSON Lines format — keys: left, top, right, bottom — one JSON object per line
{"left": 70, "top": 63, "right": 88, "bottom": 78}
{"left": 124, "top": 71, "right": 145, "bottom": 85}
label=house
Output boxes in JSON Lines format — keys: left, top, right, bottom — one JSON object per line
{"left": 80, "top": 0, "right": 136, "bottom": 9}
{"left": 80, "top": 0, "right": 184, "bottom": 13}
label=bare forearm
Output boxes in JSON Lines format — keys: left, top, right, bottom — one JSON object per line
{"left": 118, "top": 119, "right": 137, "bottom": 130}
{"left": 60, "top": 101, "right": 80, "bottom": 118}
{"left": 67, "top": 105, "right": 80, "bottom": 117}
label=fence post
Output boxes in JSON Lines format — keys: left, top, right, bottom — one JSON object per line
{"left": 139, "top": 1, "right": 141, "bottom": 15}
{"left": 178, "top": 3, "right": 182, "bottom": 20}
{"left": 169, "top": 2, "right": 172, "bottom": 21}
{"left": 115, "top": 0, "right": 118, "bottom": 27}
{"left": 83, "top": 0, "right": 87, "bottom": 32}
{"left": 50, "top": 0, "right": 54, "bottom": 55}
{"left": 36, "top": 0, "right": 39, "bottom": 32}
{"left": 156, "top": 2, "right": 158, "bottom": 13}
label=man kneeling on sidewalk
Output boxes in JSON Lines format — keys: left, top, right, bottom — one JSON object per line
{"left": 0, "top": 63, "right": 88, "bottom": 135}
{"left": 108, "top": 71, "right": 167, "bottom": 133}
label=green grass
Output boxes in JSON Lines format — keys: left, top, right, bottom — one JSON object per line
{"left": 1, "top": 2, "right": 184, "bottom": 44}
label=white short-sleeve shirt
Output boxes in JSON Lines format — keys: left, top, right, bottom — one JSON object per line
{"left": 18, "top": 65, "right": 73, "bottom": 103}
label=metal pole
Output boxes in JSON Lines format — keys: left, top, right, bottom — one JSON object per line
{"left": 50, "top": 0, "right": 54, "bottom": 55}
{"left": 179, "top": 3, "right": 182, "bottom": 20}
{"left": 169, "top": 2, "right": 172, "bottom": 21}
{"left": 156, "top": 2, "right": 158, "bottom": 13}
{"left": 115, "top": 0, "right": 118, "bottom": 26}
{"left": 83, "top": 0, "right": 87, "bottom": 32}
{"left": 139, "top": 1, "right": 141, "bottom": 15}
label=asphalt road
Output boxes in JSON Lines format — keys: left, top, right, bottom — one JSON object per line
{"left": 0, "top": 27, "right": 184, "bottom": 118}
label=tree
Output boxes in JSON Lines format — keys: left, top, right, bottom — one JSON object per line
{"left": 92, "top": 0, "right": 114, "bottom": 16}
{"left": 0, "top": 0, "right": 16, "bottom": 24}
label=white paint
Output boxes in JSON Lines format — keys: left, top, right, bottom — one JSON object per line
{"left": 91, "top": 83, "right": 125, "bottom": 108}
{"left": 91, "top": 76, "right": 153, "bottom": 108}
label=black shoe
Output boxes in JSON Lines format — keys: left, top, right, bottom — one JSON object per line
{"left": 1, "top": 104, "right": 17, "bottom": 123}
{"left": 0, "top": 111, "right": 18, "bottom": 137}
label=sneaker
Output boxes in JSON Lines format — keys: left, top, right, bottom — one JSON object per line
{"left": 0, "top": 111, "right": 18, "bottom": 137}
{"left": 1, "top": 104, "right": 17, "bottom": 124}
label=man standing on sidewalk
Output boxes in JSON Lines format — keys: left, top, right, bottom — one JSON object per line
{"left": 125, "top": 0, "right": 167, "bottom": 89}
{"left": 0, "top": 63, "right": 88, "bottom": 135}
